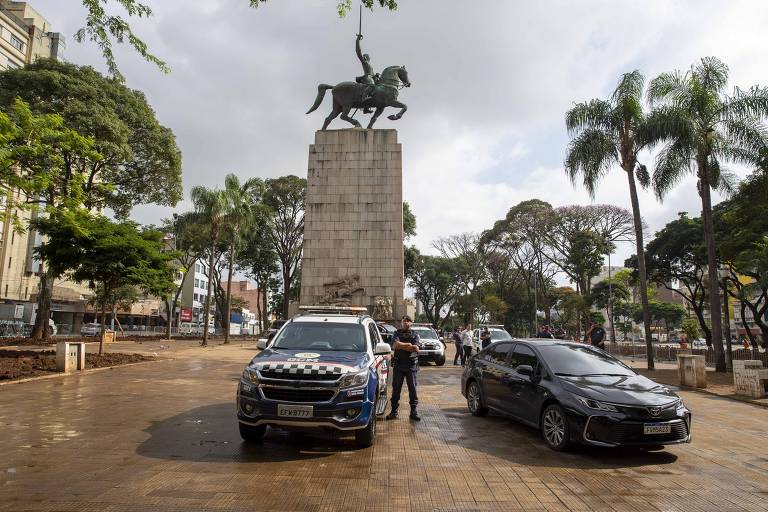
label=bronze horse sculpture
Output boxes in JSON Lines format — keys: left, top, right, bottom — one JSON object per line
{"left": 306, "top": 65, "right": 411, "bottom": 130}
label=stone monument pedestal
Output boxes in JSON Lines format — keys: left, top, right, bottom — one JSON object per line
{"left": 300, "top": 129, "right": 404, "bottom": 321}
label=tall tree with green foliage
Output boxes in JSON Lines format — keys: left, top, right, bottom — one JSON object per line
{"left": 628, "top": 214, "right": 711, "bottom": 343}
{"left": 716, "top": 170, "right": 768, "bottom": 347}
{"left": 646, "top": 56, "right": 768, "bottom": 371}
{"left": 35, "top": 211, "right": 176, "bottom": 354}
{"left": 238, "top": 213, "right": 280, "bottom": 332}
{"left": 264, "top": 176, "right": 305, "bottom": 319}
{"left": 221, "top": 174, "right": 265, "bottom": 343}
{"left": 0, "top": 60, "right": 182, "bottom": 339}
{"left": 191, "top": 185, "right": 228, "bottom": 346}
{"left": 565, "top": 71, "right": 656, "bottom": 368}
{"left": 406, "top": 250, "right": 462, "bottom": 327}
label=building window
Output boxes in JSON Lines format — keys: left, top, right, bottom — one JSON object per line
{"left": 193, "top": 293, "right": 198, "bottom": 301}
{"left": 7, "top": 257, "right": 11, "bottom": 269}
{"left": 3, "top": 285, "right": 6, "bottom": 296}
{"left": 10, "top": 35, "right": 24, "bottom": 52}
{"left": 196, "top": 263, "right": 201, "bottom": 273}
{"left": 24, "top": 286, "right": 28, "bottom": 299}
{"left": 195, "top": 278, "right": 200, "bottom": 288}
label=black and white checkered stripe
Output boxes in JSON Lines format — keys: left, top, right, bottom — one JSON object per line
{"left": 255, "top": 362, "right": 355, "bottom": 375}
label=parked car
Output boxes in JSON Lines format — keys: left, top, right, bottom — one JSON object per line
{"left": 470, "top": 325, "right": 513, "bottom": 353}
{"left": 376, "top": 322, "right": 397, "bottom": 345}
{"left": 411, "top": 324, "right": 446, "bottom": 366}
{"left": 461, "top": 339, "right": 691, "bottom": 451}
{"left": 80, "top": 323, "right": 102, "bottom": 336}
{"left": 238, "top": 306, "right": 392, "bottom": 448}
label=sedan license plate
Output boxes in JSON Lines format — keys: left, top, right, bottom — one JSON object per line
{"left": 277, "top": 404, "right": 313, "bottom": 418}
{"left": 643, "top": 423, "right": 671, "bottom": 435}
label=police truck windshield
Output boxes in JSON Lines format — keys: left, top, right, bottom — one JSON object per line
{"left": 271, "top": 322, "right": 367, "bottom": 352}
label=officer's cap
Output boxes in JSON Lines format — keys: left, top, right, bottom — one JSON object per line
{"left": 401, "top": 315, "right": 413, "bottom": 322}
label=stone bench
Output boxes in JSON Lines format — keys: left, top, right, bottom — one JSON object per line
{"left": 733, "top": 360, "right": 768, "bottom": 399}
{"left": 677, "top": 354, "right": 707, "bottom": 388}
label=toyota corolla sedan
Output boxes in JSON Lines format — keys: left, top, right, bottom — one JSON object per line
{"left": 461, "top": 339, "right": 691, "bottom": 451}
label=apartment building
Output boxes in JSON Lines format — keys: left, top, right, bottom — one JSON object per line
{"left": 179, "top": 260, "right": 215, "bottom": 326}
{"left": 0, "top": 2, "right": 86, "bottom": 333}
{"left": 0, "top": 1, "right": 63, "bottom": 71}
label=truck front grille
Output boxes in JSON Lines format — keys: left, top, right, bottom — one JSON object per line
{"left": 261, "top": 387, "right": 336, "bottom": 403}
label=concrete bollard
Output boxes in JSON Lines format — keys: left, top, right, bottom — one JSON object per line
{"left": 733, "top": 360, "right": 768, "bottom": 398}
{"left": 56, "top": 342, "right": 86, "bottom": 373}
{"left": 677, "top": 354, "right": 707, "bottom": 388}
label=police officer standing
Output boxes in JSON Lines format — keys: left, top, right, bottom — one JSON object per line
{"left": 386, "top": 315, "right": 422, "bottom": 421}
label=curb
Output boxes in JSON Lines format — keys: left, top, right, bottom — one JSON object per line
{"left": 672, "top": 383, "right": 768, "bottom": 409}
{"left": 0, "top": 357, "right": 170, "bottom": 387}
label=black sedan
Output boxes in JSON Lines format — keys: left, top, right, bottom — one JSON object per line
{"left": 461, "top": 339, "right": 691, "bottom": 451}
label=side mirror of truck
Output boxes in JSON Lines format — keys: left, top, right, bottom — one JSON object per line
{"left": 374, "top": 342, "right": 392, "bottom": 355}
{"left": 256, "top": 339, "right": 268, "bottom": 350}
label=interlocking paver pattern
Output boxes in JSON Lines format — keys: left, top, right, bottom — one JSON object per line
{"left": 2, "top": 341, "right": 768, "bottom": 511}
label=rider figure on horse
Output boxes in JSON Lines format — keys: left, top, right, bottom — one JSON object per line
{"left": 355, "top": 34, "right": 379, "bottom": 113}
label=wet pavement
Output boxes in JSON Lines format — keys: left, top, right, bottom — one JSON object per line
{"left": 2, "top": 341, "right": 768, "bottom": 511}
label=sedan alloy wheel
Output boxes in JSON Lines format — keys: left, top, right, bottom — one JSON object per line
{"left": 542, "top": 404, "right": 569, "bottom": 451}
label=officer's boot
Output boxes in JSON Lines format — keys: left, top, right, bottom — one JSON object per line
{"left": 385, "top": 407, "right": 398, "bottom": 420}
{"left": 409, "top": 407, "right": 421, "bottom": 421}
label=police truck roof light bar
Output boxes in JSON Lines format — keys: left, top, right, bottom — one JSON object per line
{"left": 298, "top": 305, "right": 369, "bottom": 315}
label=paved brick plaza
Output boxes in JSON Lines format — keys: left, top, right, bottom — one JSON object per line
{"left": 2, "top": 341, "right": 768, "bottom": 511}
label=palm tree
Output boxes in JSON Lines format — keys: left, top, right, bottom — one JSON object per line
{"left": 191, "top": 185, "right": 228, "bottom": 347}
{"left": 222, "top": 174, "right": 265, "bottom": 344}
{"left": 564, "top": 71, "right": 656, "bottom": 370}
{"left": 647, "top": 56, "right": 768, "bottom": 372}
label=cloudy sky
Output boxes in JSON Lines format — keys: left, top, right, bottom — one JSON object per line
{"left": 32, "top": 0, "right": 768, "bottom": 266}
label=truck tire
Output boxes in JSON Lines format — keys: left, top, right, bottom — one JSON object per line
{"left": 435, "top": 356, "right": 446, "bottom": 366}
{"left": 355, "top": 406, "right": 377, "bottom": 448}
{"left": 239, "top": 422, "right": 266, "bottom": 442}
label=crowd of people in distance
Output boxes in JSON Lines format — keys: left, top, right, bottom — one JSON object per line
{"left": 437, "top": 321, "right": 608, "bottom": 367}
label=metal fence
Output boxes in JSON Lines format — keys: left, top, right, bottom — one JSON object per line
{"left": 606, "top": 342, "right": 768, "bottom": 368}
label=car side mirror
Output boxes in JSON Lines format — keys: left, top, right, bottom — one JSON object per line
{"left": 256, "top": 339, "right": 268, "bottom": 350}
{"left": 516, "top": 364, "right": 534, "bottom": 377}
{"left": 374, "top": 342, "right": 392, "bottom": 355}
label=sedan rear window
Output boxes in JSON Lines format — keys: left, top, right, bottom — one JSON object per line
{"left": 537, "top": 344, "right": 635, "bottom": 376}
{"left": 272, "top": 322, "right": 367, "bottom": 352}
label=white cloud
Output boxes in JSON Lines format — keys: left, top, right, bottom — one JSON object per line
{"left": 30, "top": 0, "right": 768, "bottom": 263}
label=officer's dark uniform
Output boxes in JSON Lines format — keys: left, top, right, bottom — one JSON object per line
{"left": 386, "top": 323, "right": 422, "bottom": 421}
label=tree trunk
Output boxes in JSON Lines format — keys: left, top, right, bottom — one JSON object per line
{"left": 31, "top": 265, "right": 54, "bottom": 340}
{"left": 98, "top": 294, "right": 107, "bottom": 356}
{"left": 697, "top": 167, "right": 726, "bottom": 371}
{"left": 202, "top": 234, "right": 217, "bottom": 346}
{"left": 722, "top": 278, "right": 733, "bottom": 370}
{"left": 224, "top": 240, "right": 235, "bottom": 344}
{"left": 740, "top": 301, "right": 757, "bottom": 347}
{"left": 626, "top": 166, "right": 655, "bottom": 369}
{"left": 281, "top": 268, "right": 291, "bottom": 319}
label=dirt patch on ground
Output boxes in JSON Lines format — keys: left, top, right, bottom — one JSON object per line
{"left": 0, "top": 334, "right": 260, "bottom": 347}
{"left": 0, "top": 350, "right": 154, "bottom": 381}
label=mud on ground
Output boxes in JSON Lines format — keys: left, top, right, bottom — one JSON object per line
{"left": 0, "top": 350, "right": 154, "bottom": 381}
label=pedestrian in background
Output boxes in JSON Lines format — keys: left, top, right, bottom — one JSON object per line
{"left": 452, "top": 326, "right": 464, "bottom": 365}
{"left": 480, "top": 327, "right": 492, "bottom": 350}
{"left": 461, "top": 324, "right": 473, "bottom": 359}
{"left": 587, "top": 322, "right": 606, "bottom": 350}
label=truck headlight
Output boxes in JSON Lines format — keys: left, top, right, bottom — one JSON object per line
{"left": 575, "top": 396, "right": 619, "bottom": 412}
{"left": 340, "top": 370, "right": 369, "bottom": 389}
{"left": 242, "top": 366, "right": 260, "bottom": 384}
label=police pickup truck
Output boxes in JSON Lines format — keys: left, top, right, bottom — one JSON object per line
{"left": 237, "top": 306, "right": 392, "bottom": 447}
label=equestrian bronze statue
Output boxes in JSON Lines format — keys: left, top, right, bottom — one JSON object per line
{"left": 306, "top": 34, "right": 410, "bottom": 130}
